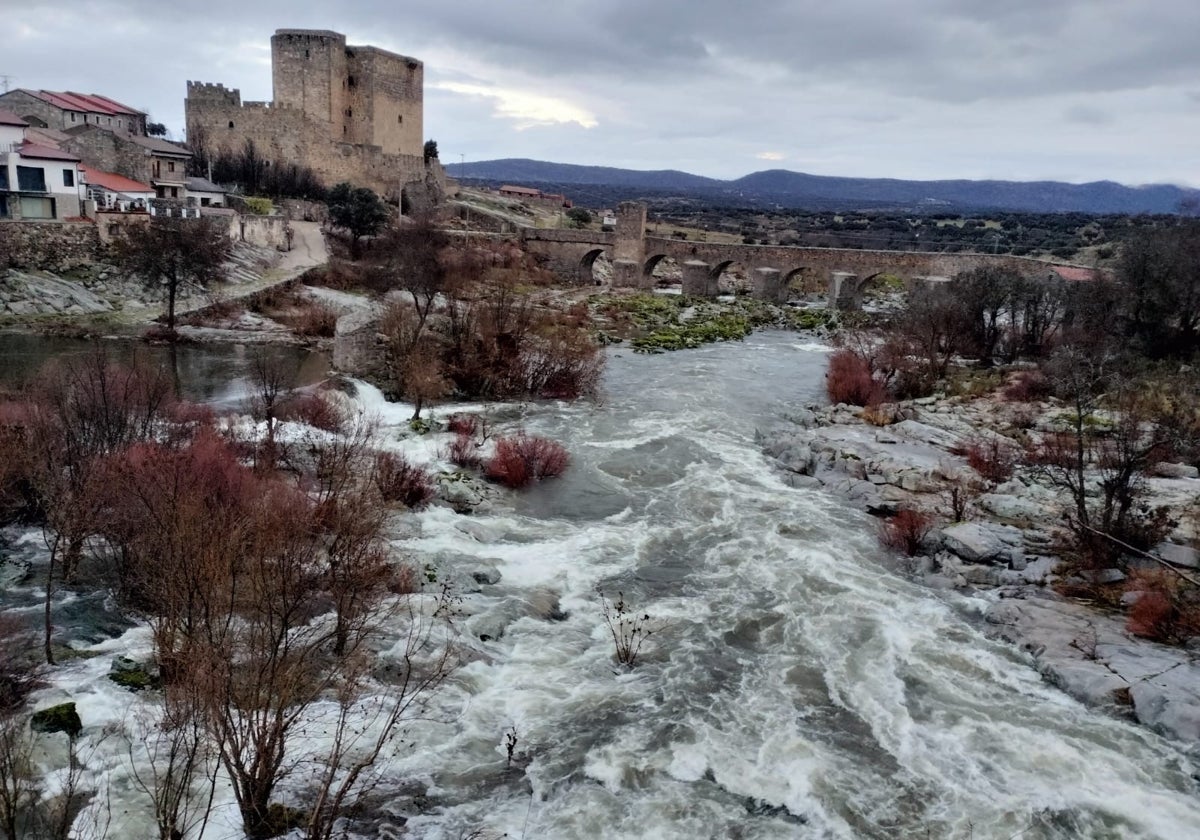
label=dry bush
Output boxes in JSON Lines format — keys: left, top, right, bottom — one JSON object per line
{"left": 276, "top": 392, "right": 347, "bottom": 433}
{"left": 1003, "top": 370, "right": 1052, "bottom": 402}
{"left": 880, "top": 508, "right": 935, "bottom": 556}
{"left": 447, "top": 413, "right": 482, "bottom": 437}
{"left": 826, "top": 348, "right": 886, "bottom": 406}
{"left": 957, "top": 436, "right": 1018, "bottom": 484}
{"left": 281, "top": 300, "right": 339, "bottom": 338}
{"left": 484, "top": 435, "right": 570, "bottom": 489}
{"left": 860, "top": 402, "right": 900, "bottom": 426}
{"left": 373, "top": 451, "right": 435, "bottom": 508}
{"left": 447, "top": 433, "right": 480, "bottom": 468}
{"left": 1125, "top": 570, "right": 1200, "bottom": 643}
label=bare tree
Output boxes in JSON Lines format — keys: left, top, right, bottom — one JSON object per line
{"left": 113, "top": 216, "right": 232, "bottom": 332}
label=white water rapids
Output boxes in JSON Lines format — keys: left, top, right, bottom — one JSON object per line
{"left": 8, "top": 332, "right": 1199, "bottom": 839}
{"left": 351, "top": 333, "right": 1200, "bottom": 839}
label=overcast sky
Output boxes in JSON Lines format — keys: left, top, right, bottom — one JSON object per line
{"left": 7, "top": 1, "right": 1200, "bottom": 185}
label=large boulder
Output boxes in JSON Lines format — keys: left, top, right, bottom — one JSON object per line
{"left": 941, "top": 522, "right": 1025, "bottom": 568}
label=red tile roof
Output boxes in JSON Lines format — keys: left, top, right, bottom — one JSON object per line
{"left": 0, "top": 109, "right": 27, "bottom": 127}
{"left": 18, "top": 142, "right": 79, "bottom": 162}
{"left": 21, "top": 89, "right": 144, "bottom": 117}
{"left": 81, "top": 165, "right": 152, "bottom": 194}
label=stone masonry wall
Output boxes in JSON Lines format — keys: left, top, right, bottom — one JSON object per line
{"left": 60, "top": 127, "right": 152, "bottom": 183}
{"left": 0, "top": 220, "right": 101, "bottom": 272}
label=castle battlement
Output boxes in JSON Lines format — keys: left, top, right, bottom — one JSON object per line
{"left": 186, "top": 81, "right": 241, "bottom": 106}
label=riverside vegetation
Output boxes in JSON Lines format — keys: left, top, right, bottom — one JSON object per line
{"left": 761, "top": 220, "right": 1200, "bottom": 738}
{"left": 0, "top": 340, "right": 583, "bottom": 839}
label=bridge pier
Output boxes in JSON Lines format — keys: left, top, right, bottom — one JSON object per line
{"left": 830, "top": 271, "right": 860, "bottom": 310}
{"left": 682, "top": 260, "right": 717, "bottom": 297}
{"left": 751, "top": 267, "right": 785, "bottom": 303}
{"left": 612, "top": 259, "right": 641, "bottom": 288}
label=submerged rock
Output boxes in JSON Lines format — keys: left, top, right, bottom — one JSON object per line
{"left": 31, "top": 702, "right": 82, "bottom": 738}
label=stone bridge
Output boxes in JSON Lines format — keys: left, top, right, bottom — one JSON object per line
{"left": 520, "top": 202, "right": 1090, "bottom": 308}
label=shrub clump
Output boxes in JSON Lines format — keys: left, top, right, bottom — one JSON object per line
{"left": 373, "top": 452, "right": 435, "bottom": 508}
{"left": 959, "top": 436, "right": 1018, "bottom": 484}
{"left": 881, "top": 508, "right": 935, "bottom": 556}
{"left": 826, "top": 348, "right": 886, "bottom": 406}
{"left": 484, "top": 435, "right": 570, "bottom": 488}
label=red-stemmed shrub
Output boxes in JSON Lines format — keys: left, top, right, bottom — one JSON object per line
{"left": 277, "top": 392, "right": 347, "bottom": 434}
{"left": 447, "top": 433, "right": 480, "bottom": 468}
{"left": 447, "top": 413, "right": 482, "bottom": 437}
{"left": 958, "top": 436, "right": 1018, "bottom": 484}
{"left": 373, "top": 451, "right": 435, "bottom": 509}
{"left": 484, "top": 435, "right": 570, "bottom": 489}
{"left": 826, "top": 349, "right": 887, "bottom": 407}
{"left": 881, "top": 507, "right": 935, "bottom": 556}
{"left": 1125, "top": 570, "right": 1200, "bottom": 643}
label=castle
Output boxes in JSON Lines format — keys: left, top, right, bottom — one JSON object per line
{"left": 186, "top": 29, "right": 443, "bottom": 206}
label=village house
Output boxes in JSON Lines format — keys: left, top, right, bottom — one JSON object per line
{"left": 0, "top": 89, "right": 147, "bottom": 136}
{"left": 184, "top": 175, "right": 226, "bottom": 207}
{"left": 59, "top": 125, "right": 192, "bottom": 199}
{"left": 81, "top": 165, "right": 154, "bottom": 212}
{"left": 0, "top": 110, "right": 84, "bottom": 220}
{"left": 498, "top": 184, "right": 573, "bottom": 208}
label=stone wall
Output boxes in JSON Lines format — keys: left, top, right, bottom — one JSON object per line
{"left": 0, "top": 220, "right": 101, "bottom": 271}
{"left": 236, "top": 215, "right": 290, "bottom": 250}
{"left": 60, "top": 126, "right": 151, "bottom": 183}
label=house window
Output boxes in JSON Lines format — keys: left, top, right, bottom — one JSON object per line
{"left": 117, "top": 119, "right": 122, "bottom": 128}
{"left": 170, "top": 187, "right": 178, "bottom": 198}
{"left": 168, "top": 161, "right": 175, "bottom": 173}
{"left": 106, "top": 117, "right": 111, "bottom": 125}
{"left": 70, "top": 113, "right": 76, "bottom": 123}
{"left": 0, "top": 168, "right": 7, "bottom": 190}
{"left": 16, "top": 166, "right": 47, "bottom": 192}
{"left": 20, "top": 195, "right": 54, "bottom": 219}
{"left": 63, "top": 169, "right": 74, "bottom": 187}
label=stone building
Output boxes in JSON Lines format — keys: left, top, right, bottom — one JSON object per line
{"left": 59, "top": 126, "right": 192, "bottom": 199}
{"left": 0, "top": 90, "right": 147, "bottom": 136}
{"left": 186, "top": 28, "right": 443, "bottom": 207}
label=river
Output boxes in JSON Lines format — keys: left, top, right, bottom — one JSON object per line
{"left": 5, "top": 331, "right": 1200, "bottom": 839}
{"left": 361, "top": 333, "right": 1200, "bottom": 839}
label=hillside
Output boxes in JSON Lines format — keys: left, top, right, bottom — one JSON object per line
{"left": 457, "top": 159, "right": 1198, "bottom": 215}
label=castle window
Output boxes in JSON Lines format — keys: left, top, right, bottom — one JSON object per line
{"left": 343, "top": 125, "right": 347, "bottom": 135}
{"left": 348, "top": 75, "right": 356, "bottom": 88}
{"left": 305, "top": 49, "right": 310, "bottom": 58}
{"left": 398, "top": 115, "right": 402, "bottom": 124}
{"left": 346, "top": 108, "right": 352, "bottom": 118}
{"left": 228, "top": 121, "right": 235, "bottom": 129}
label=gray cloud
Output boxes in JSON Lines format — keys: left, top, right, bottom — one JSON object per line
{"left": 5, "top": 0, "right": 1198, "bottom": 185}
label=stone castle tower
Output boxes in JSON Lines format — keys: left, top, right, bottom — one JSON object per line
{"left": 186, "top": 29, "right": 442, "bottom": 205}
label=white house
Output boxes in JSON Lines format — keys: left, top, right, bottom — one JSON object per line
{"left": 185, "top": 176, "right": 226, "bottom": 208}
{"left": 0, "top": 109, "right": 85, "bottom": 220}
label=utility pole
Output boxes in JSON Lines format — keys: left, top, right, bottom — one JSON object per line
{"left": 0, "top": 75, "right": 11, "bottom": 93}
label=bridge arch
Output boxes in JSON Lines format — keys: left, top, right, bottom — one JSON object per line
{"left": 581, "top": 248, "right": 611, "bottom": 285}
{"left": 783, "top": 266, "right": 825, "bottom": 299}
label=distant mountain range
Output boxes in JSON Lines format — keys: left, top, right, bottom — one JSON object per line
{"left": 455, "top": 159, "right": 1199, "bottom": 215}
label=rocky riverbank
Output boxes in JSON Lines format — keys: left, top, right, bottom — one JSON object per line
{"left": 760, "top": 385, "right": 1200, "bottom": 745}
